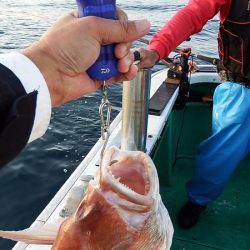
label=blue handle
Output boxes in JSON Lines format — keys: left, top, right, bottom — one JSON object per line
{"left": 77, "top": 0, "right": 119, "bottom": 81}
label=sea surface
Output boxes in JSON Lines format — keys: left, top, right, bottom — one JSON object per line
{"left": 0, "top": 0, "right": 219, "bottom": 249}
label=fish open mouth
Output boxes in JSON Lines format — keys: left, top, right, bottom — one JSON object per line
{"left": 100, "top": 147, "right": 155, "bottom": 207}
{"left": 108, "top": 157, "right": 150, "bottom": 196}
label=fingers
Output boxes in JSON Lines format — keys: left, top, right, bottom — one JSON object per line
{"left": 115, "top": 42, "right": 134, "bottom": 74}
{"left": 115, "top": 42, "right": 131, "bottom": 58}
{"left": 133, "top": 47, "right": 159, "bottom": 69}
{"left": 89, "top": 18, "right": 151, "bottom": 44}
{"left": 121, "top": 64, "right": 138, "bottom": 81}
{"left": 107, "top": 64, "right": 138, "bottom": 84}
{"left": 117, "top": 51, "right": 134, "bottom": 73}
{"left": 136, "top": 48, "right": 149, "bottom": 69}
{"left": 116, "top": 6, "right": 128, "bottom": 21}
{"left": 131, "top": 47, "right": 147, "bottom": 69}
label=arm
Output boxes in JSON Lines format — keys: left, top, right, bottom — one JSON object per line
{"left": 0, "top": 54, "right": 51, "bottom": 167}
{"left": 0, "top": 12, "right": 150, "bottom": 167}
{"left": 149, "top": 0, "right": 226, "bottom": 60}
{"left": 137, "top": 0, "right": 227, "bottom": 69}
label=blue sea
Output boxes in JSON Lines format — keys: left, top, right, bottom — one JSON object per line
{"left": 0, "top": 0, "right": 219, "bottom": 248}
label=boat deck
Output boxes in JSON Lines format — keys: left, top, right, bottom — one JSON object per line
{"left": 155, "top": 102, "right": 250, "bottom": 250}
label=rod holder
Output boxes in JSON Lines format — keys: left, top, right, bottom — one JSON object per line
{"left": 121, "top": 69, "right": 151, "bottom": 152}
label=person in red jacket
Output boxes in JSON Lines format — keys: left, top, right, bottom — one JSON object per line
{"left": 138, "top": 0, "right": 250, "bottom": 229}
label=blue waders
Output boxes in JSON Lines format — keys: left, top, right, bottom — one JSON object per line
{"left": 187, "top": 81, "right": 250, "bottom": 206}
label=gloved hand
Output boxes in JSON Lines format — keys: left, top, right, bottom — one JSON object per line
{"left": 22, "top": 10, "right": 150, "bottom": 107}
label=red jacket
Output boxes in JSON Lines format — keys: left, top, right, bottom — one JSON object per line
{"left": 148, "top": 0, "right": 231, "bottom": 59}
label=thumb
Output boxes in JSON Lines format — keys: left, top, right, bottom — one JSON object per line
{"left": 95, "top": 18, "right": 151, "bottom": 44}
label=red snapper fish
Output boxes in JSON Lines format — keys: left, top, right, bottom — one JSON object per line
{"left": 0, "top": 147, "right": 173, "bottom": 249}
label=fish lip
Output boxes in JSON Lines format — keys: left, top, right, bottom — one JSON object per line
{"left": 100, "top": 147, "right": 157, "bottom": 207}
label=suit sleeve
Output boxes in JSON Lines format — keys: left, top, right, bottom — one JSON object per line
{"left": 0, "top": 52, "right": 51, "bottom": 167}
{"left": 148, "top": 0, "right": 226, "bottom": 59}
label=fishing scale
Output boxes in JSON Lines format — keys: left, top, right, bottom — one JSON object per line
{"left": 76, "top": 0, "right": 119, "bottom": 81}
{"left": 76, "top": 0, "right": 118, "bottom": 162}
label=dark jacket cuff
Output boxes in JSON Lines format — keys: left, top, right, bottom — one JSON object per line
{"left": 0, "top": 63, "right": 37, "bottom": 167}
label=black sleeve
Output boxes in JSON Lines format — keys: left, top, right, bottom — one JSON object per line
{"left": 0, "top": 63, "right": 38, "bottom": 167}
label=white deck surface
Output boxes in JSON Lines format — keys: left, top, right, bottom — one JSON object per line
{"left": 13, "top": 68, "right": 221, "bottom": 249}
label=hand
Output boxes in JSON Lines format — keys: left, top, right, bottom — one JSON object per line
{"left": 134, "top": 48, "right": 160, "bottom": 69}
{"left": 22, "top": 11, "right": 150, "bottom": 107}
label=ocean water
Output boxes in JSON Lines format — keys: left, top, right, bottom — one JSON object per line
{"left": 0, "top": 0, "right": 219, "bottom": 249}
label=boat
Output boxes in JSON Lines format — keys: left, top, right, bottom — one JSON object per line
{"left": 13, "top": 49, "right": 250, "bottom": 249}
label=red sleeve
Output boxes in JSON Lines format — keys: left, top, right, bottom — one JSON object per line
{"left": 148, "top": 0, "right": 227, "bottom": 59}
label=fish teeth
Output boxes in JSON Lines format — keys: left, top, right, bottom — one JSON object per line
{"left": 120, "top": 182, "right": 134, "bottom": 192}
{"left": 108, "top": 171, "right": 135, "bottom": 192}
{"left": 108, "top": 171, "right": 120, "bottom": 182}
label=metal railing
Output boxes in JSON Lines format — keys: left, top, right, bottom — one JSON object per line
{"left": 121, "top": 69, "right": 151, "bottom": 152}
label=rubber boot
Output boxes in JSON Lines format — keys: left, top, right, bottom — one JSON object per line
{"left": 178, "top": 201, "right": 207, "bottom": 229}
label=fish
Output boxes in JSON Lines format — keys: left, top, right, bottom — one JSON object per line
{"left": 0, "top": 146, "right": 174, "bottom": 249}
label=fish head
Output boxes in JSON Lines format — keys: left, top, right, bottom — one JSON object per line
{"left": 52, "top": 146, "right": 160, "bottom": 249}
{"left": 99, "top": 146, "right": 159, "bottom": 208}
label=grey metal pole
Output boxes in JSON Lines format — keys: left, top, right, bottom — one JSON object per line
{"left": 121, "top": 69, "right": 151, "bottom": 152}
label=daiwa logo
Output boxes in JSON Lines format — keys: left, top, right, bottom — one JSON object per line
{"left": 101, "top": 68, "right": 110, "bottom": 74}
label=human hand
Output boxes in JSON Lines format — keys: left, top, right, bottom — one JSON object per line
{"left": 134, "top": 48, "right": 160, "bottom": 69}
{"left": 22, "top": 10, "right": 150, "bottom": 107}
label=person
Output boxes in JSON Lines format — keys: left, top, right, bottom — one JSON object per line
{"left": 137, "top": 0, "right": 250, "bottom": 228}
{"left": 0, "top": 10, "right": 150, "bottom": 167}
